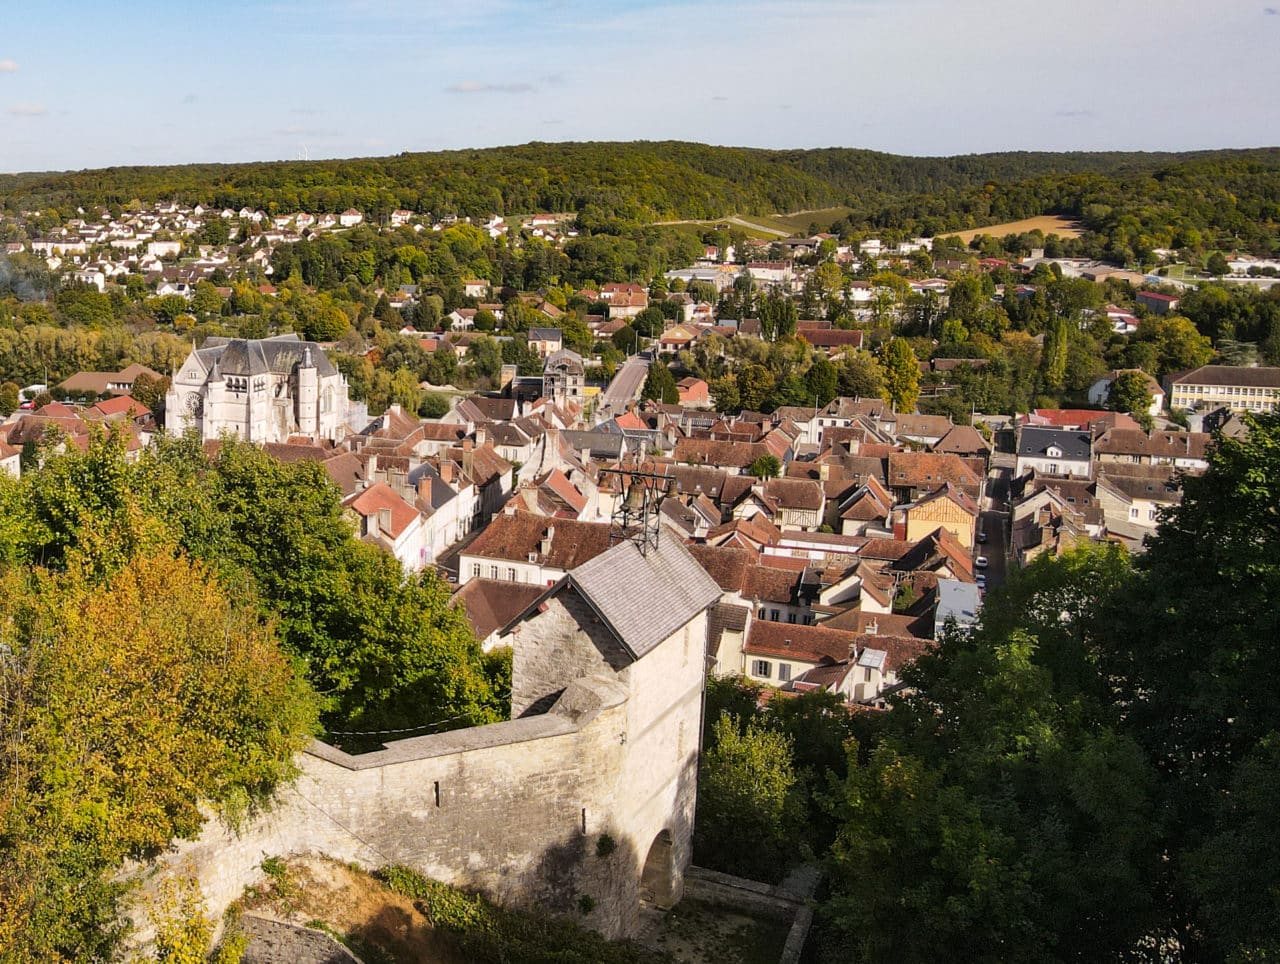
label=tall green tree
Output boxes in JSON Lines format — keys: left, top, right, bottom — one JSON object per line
{"left": 805, "top": 354, "right": 838, "bottom": 408}
{"left": 641, "top": 360, "right": 679, "bottom": 404}
{"left": 1039, "top": 317, "right": 1069, "bottom": 390}
{"left": 1106, "top": 369, "right": 1153, "bottom": 416}
{"left": 1105, "top": 412, "right": 1280, "bottom": 958}
{"left": 694, "top": 717, "right": 798, "bottom": 882}
{"left": 881, "top": 337, "right": 920, "bottom": 413}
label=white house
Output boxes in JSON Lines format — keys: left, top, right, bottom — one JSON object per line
{"left": 1015, "top": 427, "right": 1092, "bottom": 478}
{"left": 147, "top": 240, "right": 182, "bottom": 259}
{"left": 342, "top": 481, "right": 429, "bottom": 572}
{"left": 339, "top": 208, "right": 364, "bottom": 228}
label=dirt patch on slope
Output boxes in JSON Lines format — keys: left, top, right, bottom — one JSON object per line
{"left": 241, "top": 857, "right": 467, "bottom": 964}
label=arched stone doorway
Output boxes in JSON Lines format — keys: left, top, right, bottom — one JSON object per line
{"left": 639, "top": 829, "right": 676, "bottom": 910}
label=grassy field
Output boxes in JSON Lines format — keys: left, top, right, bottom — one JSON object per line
{"left": 945, "top": 215, "right": 1083, "bottom": 243}
{"left": 746, "top": 206, "right": 856, "bottom": 235}
{"left": 651, "top": 206, "right": 855, "bottom": 240}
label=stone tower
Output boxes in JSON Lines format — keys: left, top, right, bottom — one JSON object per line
{"left": 296, "top": 346, "right": 318, "bottom": 436}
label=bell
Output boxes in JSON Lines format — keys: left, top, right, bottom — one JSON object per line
{"left": 624, "top": 479, "right": 645, "bottom": 511}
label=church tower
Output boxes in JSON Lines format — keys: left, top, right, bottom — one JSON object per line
{"left": 297, "top": 346, "right": 318, "bottom": 437}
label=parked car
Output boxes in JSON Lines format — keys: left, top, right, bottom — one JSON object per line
{"left": 977, "top": 530, "right": 988, "bottom": 544}
{"left": 975, "top": 555, "right": 989, "bottom": 569}
{"left": 976, "top": 573, "right": 987, "bottom": 589}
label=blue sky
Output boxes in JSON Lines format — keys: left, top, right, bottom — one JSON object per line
{"left": 1, "top": 0, "right": 1278, "bottom": 173}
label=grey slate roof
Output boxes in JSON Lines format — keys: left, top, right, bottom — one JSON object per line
{"left": 1017, "top": 426, "right": 1092, "bottom": 461}
{"left": 567, "top": 534, "right": 722, "bottom": 660}
{"left": 935, "top": 578, "right": 982, "bottom": 636}
{"left": 562, "top": 429, "right": 626, "bottom": 459}
{"left": 198, "top": 334, "right": 337, "bottom": 377}
{"left": 1171, "top": 364, "right": 1280, "bottom": 388}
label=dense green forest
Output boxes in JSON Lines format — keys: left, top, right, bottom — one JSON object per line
{"left": 4, "top": 142, "right": 1280, "bottom": 253}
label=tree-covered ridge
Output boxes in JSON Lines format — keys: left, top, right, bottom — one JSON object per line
{"left": 3, "top": 141, "right": 1279, "bottom": 231}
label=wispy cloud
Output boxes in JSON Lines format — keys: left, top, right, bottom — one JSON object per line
{"left": 445, "top": 80, "right": 535, "bottom": 94}
{"left": 182, "top": 93, "right": 198, "bottom": 105}
{"left": 1055, "top": 108, "right": 1097, "bottom": 118}
{"left": 0, "top": 60, "right": 17, "bottom": 73}
{"left": 1265, "top": 6, "right": 1279, "bottom": 14}
{"left": 7, "top": 103, "right": 46, "bottom": 117}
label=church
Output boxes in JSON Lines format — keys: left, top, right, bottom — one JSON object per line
{"left": 165, "top": 334, "right": 350, "bottom": 444}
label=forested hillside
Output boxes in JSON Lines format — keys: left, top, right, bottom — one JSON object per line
{"left": 4, "top": 142, "right": 1279, "bottom": 242}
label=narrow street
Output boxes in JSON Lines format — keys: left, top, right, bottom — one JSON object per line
{"left": 599, "top": 355, "right": 649, "bottom": 416}
{"left": 979, "top": 460, "right": 1013, "bottom": 592}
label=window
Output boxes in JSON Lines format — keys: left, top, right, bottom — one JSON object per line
{"left": 864, "top": 668, "right": 873, "bottom": 682}
{"left": 489, "top": 565, "right": 499, "bottom": 579}
{"left": 507, "top": 567, "right": 516, "bottom": 581}
{"left": 1130, "top": 508, "right": 1139, "bottom": 519}
{"left": 471, "top": 563, "right": 480, "bottom": 578}
{"left": 788, "top": 612, "right": 796, "bottom": 624}
{"left": 752, "top": 659, "right": 771, "bottom": 678}
{"left": 771, "top": 609, "right": 780, "bottom": 622}
{"left": 777, "top": 663, "right": 791, "bottom": 682}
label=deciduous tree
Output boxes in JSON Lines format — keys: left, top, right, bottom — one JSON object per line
{"left": 881, "top": 337, "right": 920, "bottom": 412}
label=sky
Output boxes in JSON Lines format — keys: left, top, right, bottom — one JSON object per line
{"left": 1, "top": 0, "right": 1278, "bottom": 173}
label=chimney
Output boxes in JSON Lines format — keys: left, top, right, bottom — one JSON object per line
{"left": 476, "top": 426, "right": 489, "bottom": 447}
{"left": 819, "top": 463, "right": 831, "bottom": 481}
{"left": 417, "top": 475, "right": 433, "bottom": 504}
{"left": 440, "top": 460, "right": 455, "bottom": 485}
{"left": 541, "top": 525, "right": 555, "bottom": 555}
{"left": 367, "top": 452, "right": 378, "bottom": 480}
{"left": 866, "top": 616, "right": 879, "bottom": 635}
{"left": 462, "top": 438, "right": 474, "bottom": 453}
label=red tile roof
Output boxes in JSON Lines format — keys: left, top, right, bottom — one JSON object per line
{"left": 465, "top": 510, "right": 612, "bottom": 571}
{"left": 746, "top": 621, "right": 856, "bottom": 664}
{"left": 343, "top": 482, "right": 420, "bottom": 539}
